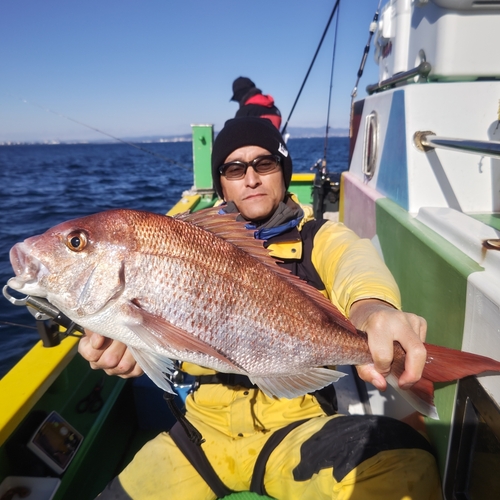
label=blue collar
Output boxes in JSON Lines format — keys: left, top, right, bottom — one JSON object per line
{"left": 218, "top": 202, "right": 303, "bottom": 241}
{"left": 246, "top": 216, "right": 303, "bottom": 241}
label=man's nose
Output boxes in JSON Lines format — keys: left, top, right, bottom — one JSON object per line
{"left": 244, "top": 166, "right": 261, "bottom": 186}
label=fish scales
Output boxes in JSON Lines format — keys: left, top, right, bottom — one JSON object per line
{"left": 8, "top": 207, "right": 500, "bottom": 418}
{"left": 125, "top": 211, "right": 366, "bottom": 371}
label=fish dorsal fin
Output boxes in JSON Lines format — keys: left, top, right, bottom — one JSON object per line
{"left": 174, "top": 207, "right": 288, "bottom": 267}
{"left": 176, "top": 207, "right": 359, "bottom": 335}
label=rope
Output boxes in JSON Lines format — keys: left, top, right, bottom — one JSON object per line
{"left": 281, "top": 0, "right": 341, "bottom": 137}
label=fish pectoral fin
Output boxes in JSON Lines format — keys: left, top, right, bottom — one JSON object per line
{"left": 250, "top": 367, "right": 346, "bottom": 399}
{"left": 128, "top": 346, "right": 176, "bottom": 394}
{"left": 124, "top": 301, "right": 239, "bottom": 370}
{"left": 77, "top": 260, "right": 126, "bottom": 315}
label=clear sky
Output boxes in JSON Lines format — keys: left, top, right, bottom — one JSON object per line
{"left": 1, "top": 0, "right": 382, "bottom": 143}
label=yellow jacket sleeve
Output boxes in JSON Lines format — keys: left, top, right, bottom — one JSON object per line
{"left": 311, "top": 220, "right": 401, "bottom": 317}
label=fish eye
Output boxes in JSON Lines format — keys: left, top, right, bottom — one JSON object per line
{"left": 66, "top": 230, "right": 88, "bottom": 252}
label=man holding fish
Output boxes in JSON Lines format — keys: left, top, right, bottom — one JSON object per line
{"left": 80, "top": 117, "right": 442, "bottom": 499}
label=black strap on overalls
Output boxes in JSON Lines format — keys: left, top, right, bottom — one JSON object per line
{"left": 169, "top": 421, "right": 232, "bottom": 498}
{"left": 167, "top": 368, "right": 336, "bottom": 494}
{"left": 249, "top": 418, "right": 311, "bottom": 496}
{"left": 169, "top": 417, "right": 311, "bottom": 498}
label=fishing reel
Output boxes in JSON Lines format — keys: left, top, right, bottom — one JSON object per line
{"left": 2, "top": 285, "right": 84, "bottom": 347}
{"left": 311, "top": 159, "right": 341, "bottom": 220}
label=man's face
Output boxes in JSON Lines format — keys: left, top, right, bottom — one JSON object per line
{"left": 220, "top": 145, "right": 286, "bottom": 221}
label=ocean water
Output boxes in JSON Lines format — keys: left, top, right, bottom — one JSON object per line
{"left": 0, "top": 136, "right": 349, "bottom": 378}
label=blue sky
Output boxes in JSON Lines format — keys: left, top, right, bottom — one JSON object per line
{"left": 1, "top": 0, "right": 382, "bottom": 143}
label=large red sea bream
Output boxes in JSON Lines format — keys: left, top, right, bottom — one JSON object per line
{"left": 8, "top": 208, "right": 500, "bottom": 418}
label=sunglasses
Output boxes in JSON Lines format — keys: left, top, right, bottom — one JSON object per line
{"left": 219, "top": 154, "right": 281, "bottom": 180}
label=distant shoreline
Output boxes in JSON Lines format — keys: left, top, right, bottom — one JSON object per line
{"left": 0, "top": 127, "right": 349, "bottom": 147}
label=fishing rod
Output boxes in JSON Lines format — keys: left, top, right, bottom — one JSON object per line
{"left": 0, "top": 321, "right": 38, "bottom": 330}
{"left": 10, "top": 93, "right": 192, "bottom": 172}
{"left": 310, "top": 0, "right": 342, "bottom": 220}
{"left": 281, "top": 0, "right": 341, "bottom": 137}
{"left": 322, "top": 0, "right": 342, "bottom": 171}
{"left": 350, "top": 0, "right": 382, "bottom": 102}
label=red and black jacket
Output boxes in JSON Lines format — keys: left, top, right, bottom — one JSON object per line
{"left": 235, "top": 92, "right": 282, "bottom": 130}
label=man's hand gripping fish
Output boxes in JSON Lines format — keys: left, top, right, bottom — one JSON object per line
{"left": 7, "top": 207, "right": 500, "bottom": 419}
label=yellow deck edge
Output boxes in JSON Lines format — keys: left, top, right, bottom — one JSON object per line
{"left": 0, "top": 337, "right": 79, "bottom": 447}
{"left": 291, "top": 173, "right": 315, "bottom": 182}
{"left": 167, "top": 194, "right": 201, "bottom": 215}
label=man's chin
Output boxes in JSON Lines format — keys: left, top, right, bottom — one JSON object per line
{"left": 239, "top": 205, "right": 273, "bottom": 222}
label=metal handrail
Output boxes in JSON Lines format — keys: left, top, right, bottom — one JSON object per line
{"left": 414, "top": 131, "right": 500, "bottom": 159}
{"left": 366, "top": 62, "right": 431, "bottom": 95}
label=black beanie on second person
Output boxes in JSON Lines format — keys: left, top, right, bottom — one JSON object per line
{"left": 211, "top": 117, "right": 293, "bottom": 199}
{"left": 230, "top": 76, "right": 256, "bottom": 102}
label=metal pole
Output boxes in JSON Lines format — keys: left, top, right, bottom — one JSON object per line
{"left": 414, "top": 131, "right": 500, "bottom": 159}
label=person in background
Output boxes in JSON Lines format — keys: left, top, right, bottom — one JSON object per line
{"left": 82, "top": 117, "right": 441, "bottom": 500}
{"left": 231, "top": 76, "right": 282, "bottom": 130}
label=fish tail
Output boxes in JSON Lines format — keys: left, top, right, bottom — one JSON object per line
{"left": 387, "top": 343, "right": 500, "bottom": 419}
{"left": 422, "top": 343, "right": 500, "bottom": 382}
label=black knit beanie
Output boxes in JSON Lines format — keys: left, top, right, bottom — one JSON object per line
{"left": 211, "top": 117, "right": 292, "bottom": 199}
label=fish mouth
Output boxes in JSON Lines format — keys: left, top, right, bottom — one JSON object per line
{"left": 8, "top": 242, "right": 48, "bottom": 291}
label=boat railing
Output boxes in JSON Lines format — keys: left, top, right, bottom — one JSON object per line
{"left": 366, "top": 62, "right": 431, "bottom": 95}
{"left": 414, "top": 131, "right": 500, "bottom": 159}
{"left": 0, "top": 336, "right": 80, "bottom": 447}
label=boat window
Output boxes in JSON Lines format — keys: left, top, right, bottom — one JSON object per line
{"left": 362, "top": 111, "right": 378, "bottom": 180}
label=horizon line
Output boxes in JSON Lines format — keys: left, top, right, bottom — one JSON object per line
{"left": 0, "top": 127, "right": 350, "bottom": 147}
